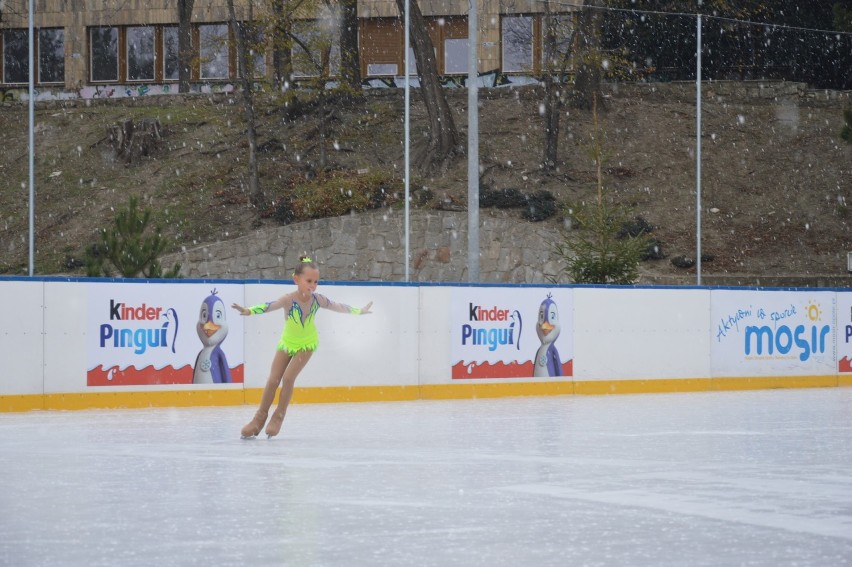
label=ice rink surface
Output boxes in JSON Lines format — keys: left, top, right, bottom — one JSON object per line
{"left": 1, "top": 388, "right": 851, "bottom": 566}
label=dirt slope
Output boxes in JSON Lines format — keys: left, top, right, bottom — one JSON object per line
{"left": 0, "top": 83, "right": 849, "bottom": 281}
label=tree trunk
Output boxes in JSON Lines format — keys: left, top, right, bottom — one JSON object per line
{"left": 339, "top": 0, "right": 361, "bottom": 90}
{"left": 227, "top": 0, "right": 266, "bottom": 210}
{"left": 177, "top": 0, "right": 195, "bottom": 93}
{"left": 542, "top": 3, "right": 577, "bottom": 172}
{"left": 270, "top": 0, "right": 293, "bottom": 91}
{"left": 572, "top": 0, "right": 604, "bottom": 110}
{"left": 542, "top": 3, "right": 560, "bottom": 171}
{"left": 394, "top": 0, "right": 461, "bottom": 171}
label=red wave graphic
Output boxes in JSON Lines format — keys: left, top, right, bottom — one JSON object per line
{"left": 87, "top": 364, "right": 244, "bottom": 386}
{"left": 452, "top": 359, "right": 573, "bottom": 379}
{"left": 840, "top": 357, "right": 852, "bottom": 373}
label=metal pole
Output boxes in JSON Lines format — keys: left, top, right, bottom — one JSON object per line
{"left": 404, "top": 0, "right": 410, "bottom": 282}
{"left": 28, "top": 0, "right": 36, "bottom": 276}
{"left": 467, "top": 0, "right": 479, "bottom": 282}
{"left": 695, "top": 13, "right": 702, "bottom": 286}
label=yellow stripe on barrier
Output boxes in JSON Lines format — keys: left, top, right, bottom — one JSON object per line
{"left": 288, "top": 386, "right": 422, "bottom": 404}
{"left": 0, "top": 395, "right": 46, "bottom": 412}
{"left": 41, "top": 389, "right": 247, "bottom": 411}
{"left": 710, "top": 375, "right": 838, "bottom": 391}
{"left": 574, "top": 378, "right": 714, "bottom": 395}
{"left": 0, "top": 376, "right": 847, "bottom": 412}
{"left": 419, "top": 381, "right": 575, "bottom": 400}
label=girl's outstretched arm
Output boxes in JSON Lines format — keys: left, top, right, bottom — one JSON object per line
{"left": 231, "top": 295, "right": 290, "bottom": 316}
{"left": 316, "top": 294, "right": 373, "bottom": 315}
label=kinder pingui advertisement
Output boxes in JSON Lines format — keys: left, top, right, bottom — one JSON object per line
{"left": 87, "top": 283, "right": 244, "bottom": 386}
{"left": 451, "top": 288, "right": 573, "bottom": 379}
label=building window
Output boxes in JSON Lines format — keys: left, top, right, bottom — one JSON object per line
{"left": 163, "top": 27, "right": 180, "bottom": 81}
{"left": 502, "top": 15, "right": 534, "bottom": 72}
{"left": 405, "top": 47, "right": 418, "bottom": 76}
{"left": 2, "top": 29, "right": 28, "bottom": 84}
{"left": 367, "top": 63, "right": 398, "bottom": 76}
{"left": 443, "top": 38, "right": 468, "bottom": 74}
{"left": 38, "top": 29, "right": 65, "bottom": 83}
{"left": 1, "top": 28, "right": 65, "bottom": 85}
{"left": 292, "top": 20, "right": 340, "bottom": 78}
{"left": 199, "top": 24, "right": 230, "bottom": 79}
{"left": 86, "top": 24, "right": 238, "bottom": 84}
{"left": 438, "top": 17, "right": 468, "bottom": 75}
{"left": 127, "top": 26, "right": 155, "bottom": 81}
{"left": 90, "top": 27, "right": 119, "bottom": 82}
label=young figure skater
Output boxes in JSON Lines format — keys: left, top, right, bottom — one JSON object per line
{"left": 232, "top": 256, "right": 372, "bottom": 438}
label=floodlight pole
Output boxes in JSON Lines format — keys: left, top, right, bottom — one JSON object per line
{"left": 28, "top": 0, "right": 36, "bottom": 276}
{"left": 467, "top": 0, "right": 479, "bottom": 282}
{"left": 695, "top": 13, "right": 702, "bottom": 286}
{"left": 404, "top": 0, "right": 410, "bottom": 282}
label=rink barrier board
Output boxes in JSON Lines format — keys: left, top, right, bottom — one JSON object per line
{"left": 2, "top": 278, "right": 851, "bottom": 412}
{"left": 0, "top": 376, "right": 844, "bottom": 412}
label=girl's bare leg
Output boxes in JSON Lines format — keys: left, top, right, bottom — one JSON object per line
{"left": 240, "top": 350, "right": 291, "bottom": 438}
{"left": 265, "top": 350, "right": 313, "bottom": 438}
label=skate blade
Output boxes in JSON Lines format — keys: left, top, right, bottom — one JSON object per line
{"left": 240, "top": 434, "right": 257, "bottom": 440}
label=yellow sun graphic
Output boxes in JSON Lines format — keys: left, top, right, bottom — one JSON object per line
{"left": 806, "top": 301, "right": 822, "bottom": 322}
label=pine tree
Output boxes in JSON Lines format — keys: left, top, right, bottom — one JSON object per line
{"left": 553, "top": 96, "right": 649, "bottom": 284}
{"left": 86, "top": 196, "right": 181, "bottom": 278}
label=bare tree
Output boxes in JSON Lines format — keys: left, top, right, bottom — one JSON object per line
{"left": 227, "top": 0, "right": 266, "bottom": 209}
{"left": 286, "top": 6, "right": 337, "bottom": 169}
{"left": 394, "top": 0, "right": 462, "bottom": 171}
{"left": 572, "top": 0, "right": 604, "bottom": 110}
{"left": 542, "top": 4, "right": 577, "bottom": 171}
{"left": 177, "top": 0, "right": 195, "bottom": 93}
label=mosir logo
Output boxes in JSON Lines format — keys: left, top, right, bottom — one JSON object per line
{"left": 461, "top": 303, "right": 522, "bottom": 352}
{"left": 744, "top": 301, "right": 830, "bottom": 362}
{"left": 99, "top": 299, "right": 179, "bottom": 355}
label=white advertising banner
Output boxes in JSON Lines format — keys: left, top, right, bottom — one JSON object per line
{"left": 450, "top": 287, "right": 573, "bottom": 379}
{"left": 86, "top": 282, "right": 245, "bottom": 386}
{"left": 711, "top": 289, "right": 836, "bottom": 377}
{"left": 837, "top": 291, "right": 852, "bottom": 374}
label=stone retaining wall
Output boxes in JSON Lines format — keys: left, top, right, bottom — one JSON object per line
{"left": 161, "top": 208, "right": 852, "bottom": 287}
{"left": 163, "top": 208, "right": 566, "bottom": 284}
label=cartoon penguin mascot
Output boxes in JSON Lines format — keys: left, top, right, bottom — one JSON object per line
{"left": 534, "top": 294, "right": 563, "bottom": 377}
{"left": 193, "top": 289, "right": 232, "bottom": 384}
